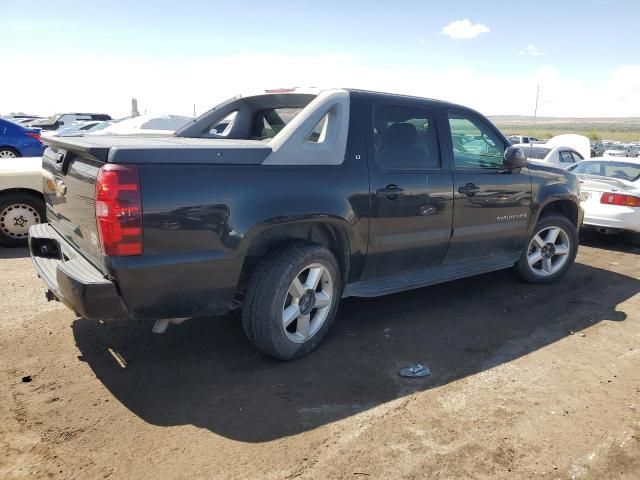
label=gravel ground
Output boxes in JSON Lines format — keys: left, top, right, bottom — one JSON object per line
{"left": 1, "top": 232, "right": 639, "bottom": 479}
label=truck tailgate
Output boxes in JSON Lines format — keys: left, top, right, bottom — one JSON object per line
{"left": 42, "top": 145, "right": 104, "bottom": 269}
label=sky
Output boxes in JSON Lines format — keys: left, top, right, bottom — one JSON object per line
{"left": 2, "top": 0, "right": 640, "bottom": 118}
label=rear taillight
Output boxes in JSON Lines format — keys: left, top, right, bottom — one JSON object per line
{"left": 24, "top": 132, "right": 41, "bottom": 142}
{"left": 600, "top": 192, "right": 640, "bottom": 207}
{"left": 95, "top": 164, "right": 142, "bottom": 256}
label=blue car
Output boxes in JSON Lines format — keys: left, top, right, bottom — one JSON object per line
{"left": 0, "top": 118, "right": 45, "bottom": 158}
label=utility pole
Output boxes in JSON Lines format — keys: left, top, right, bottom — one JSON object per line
{"left": 532, "top": 84, "right": 540, "bottom": 138}
{"left": 131, "top": 98, "right": 140, "bottom": 117}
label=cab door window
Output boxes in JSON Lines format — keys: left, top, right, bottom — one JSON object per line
{"left": 372, "top": 103, "right": 440, "bottom": 170}
{"left": 448, "top": 113, "right": 505, "bottom": 169}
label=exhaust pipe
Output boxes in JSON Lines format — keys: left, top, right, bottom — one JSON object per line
{"left": 152, "top": 317, "right": 189, "bottom": 334}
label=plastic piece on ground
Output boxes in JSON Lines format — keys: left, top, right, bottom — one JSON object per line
{"left": 399, "top": 364, "right": 431, "bottom": 378}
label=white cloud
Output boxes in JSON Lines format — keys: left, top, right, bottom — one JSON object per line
{"left": 441, "top": 19, "right": 490, "bottom": 40}
{"left": 519, "top": 45, "right": 545, "bottom": 57}
{"left": 0, "top": 54, "right": 638, "bottom": 118}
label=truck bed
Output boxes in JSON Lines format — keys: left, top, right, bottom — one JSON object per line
{"left": 43, "top": 135, "right": 272, "bottom": 164}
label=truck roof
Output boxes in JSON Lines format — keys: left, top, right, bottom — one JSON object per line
{"left": 233, "top": 87, "right": 471, "bottom": 112}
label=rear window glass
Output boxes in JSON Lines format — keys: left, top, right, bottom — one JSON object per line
{"left": 572, "top": 161, "right": 640, "bottom": 181}
{"left": 521, "top": 146, "right": 551, "bottom": 159}
{"left": 253, "top": 108, "right": 303, "bottom": 140}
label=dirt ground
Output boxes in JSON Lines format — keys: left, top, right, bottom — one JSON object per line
{"left": 1, "top": 232, "right": 639, "bottom": 480}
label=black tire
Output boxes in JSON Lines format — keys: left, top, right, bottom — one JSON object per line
{"left": 0, "top": 192, "right": 46, "bottom": 247}
{"left": 0, "top": 147, "right": 20, "bottom": 159}
{"left": 242, "top": 242, "right": 342, "bottom": 360}
{"left": 515, "top": 214, "right": 578, "bottom": 284}
{"left": 629, "top": 232, "right": 640, "bottom": 247}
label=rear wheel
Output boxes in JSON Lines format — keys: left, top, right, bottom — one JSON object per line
{"left": 242, "top": 242, "right": 342, "bottom": 360}
{"left": 0, "top": 192, "right": 46, "bottom": 247}
{"left": 0, "top": 147, "right": 20, "bottom": 159}
{"left": 515, "top": 214, "right": 578, "bottom": 284}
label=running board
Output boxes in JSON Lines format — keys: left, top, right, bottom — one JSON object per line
{"left": 343, "top": 253, "right": 520, "bottom": 298}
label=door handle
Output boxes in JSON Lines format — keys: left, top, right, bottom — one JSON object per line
{"left": 376, "top": 185, "right": 404, "bottom": 199}
{"left": 458, "top": 183, "right": 480, "bottom": 196}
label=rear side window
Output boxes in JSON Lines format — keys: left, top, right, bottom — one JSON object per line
{"left": 448, "top": 113, "right": 504, "bottom": 169}
{"left": 306, "top": 114, "right": 328, "bottom": 143}
{"left": 559, "top": 150, "right": 574, "bottom": 163}
{"left": 209, "top": 111, "right": 237, "bottom": 136}
{"left": 372, "top": 103, "right": 440, "bottom": 170}
{"left": 253, "top": 108, "right": 303, "bottom": 140}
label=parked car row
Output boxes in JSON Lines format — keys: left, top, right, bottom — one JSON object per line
{"left": 592, "top": 141, "right": 639, "bottom": 158}
{"left": 512, "top": 134, "right": 590, "bottom": 169}
{"left": 0, "top": 118, "right": 45, "bottom": 158}
{"left": 1, "top": 112, "right": 195, "bottom": 159}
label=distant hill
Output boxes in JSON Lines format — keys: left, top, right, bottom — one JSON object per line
{"left": 489, "top": 116, "right": 640, "bottom": 142}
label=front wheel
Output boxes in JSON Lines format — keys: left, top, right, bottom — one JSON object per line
{"left": 515, "top": 214, "right": 578, "bottom": 284}
{"left": 242, "top": 242, "right": 342, "bottom": 360}
{"left": 0, "top": 192, "right": 46, "bottom": 247}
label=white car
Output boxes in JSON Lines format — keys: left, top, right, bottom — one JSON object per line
{"left": 509, "top": 135, "right": 539, "bottom": 144}
{"left": 513, "top": 134, "right": 589, "bottom": 169}
{"left": 42, "top": 120, "right": 104, "bottom": 138}
{"left": 87, "top": 114, "right": 193, "bottom": 136}
{"left": 0, "top": 157, "right": 45, "bottom": 247}
{"left": 568, "top": 158, "right": 640, "bottom": 244}
{"left": 603, "top": 144, "right": 637, "bottom": 158}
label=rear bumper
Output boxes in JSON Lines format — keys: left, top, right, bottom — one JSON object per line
{"left": 29, "top": 223, "right": 128, "bottom": 321}
{"left": 581, "top": 204, "right": 639, "bottom": 233}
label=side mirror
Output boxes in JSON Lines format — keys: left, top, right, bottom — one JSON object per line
{"left": 503, "top": 146, "right": 527, "bottom": 169}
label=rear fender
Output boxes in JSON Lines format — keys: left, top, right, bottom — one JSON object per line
{"left": 238, "top": 215, "right": 362, "bottom": 288}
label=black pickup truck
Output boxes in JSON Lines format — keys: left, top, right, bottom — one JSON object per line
{"left": 29, "top": 88, "right": 582, "bottom": 360}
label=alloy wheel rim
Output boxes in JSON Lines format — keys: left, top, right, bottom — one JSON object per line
{"left": 527, "top": 226, "right": 570, "bottom": 276}
{"left": 0, "top": 204, "right": 40, "bottom": 239}
{"left": 282, "top": 263, "right": 334, "bottom": 344}
{"left": 0, "top": 150, "right": 17, "bottom": 159}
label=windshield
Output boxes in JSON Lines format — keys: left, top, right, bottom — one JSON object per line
{"left": 521, "top": 146, "right": 551, "bottom": 159}
{"left": 572, "top": 161, "right": 640, "bottom": 182}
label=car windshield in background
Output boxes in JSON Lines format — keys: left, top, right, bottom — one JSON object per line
{"left": 608, "top": 145, "right": 626, "bottom": 151}
{"left": 572, "top": 161, "right": 640, "bottom": 182}
{"left": 521, "top": 146, "right": 551, "bottom": 159}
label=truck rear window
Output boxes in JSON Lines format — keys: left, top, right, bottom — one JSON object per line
{"left": 253, "top": 108, "right": 303, "bottom": 140}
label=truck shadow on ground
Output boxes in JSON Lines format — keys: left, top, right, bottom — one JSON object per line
{"left": 0, "top": 246, "right": 30, "bottom": 259}
{"left": 579, "top": 230, "right": 640, "bottom": 254}
{"left": 73, "top": 261, "right": 637, "bottom": 443}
